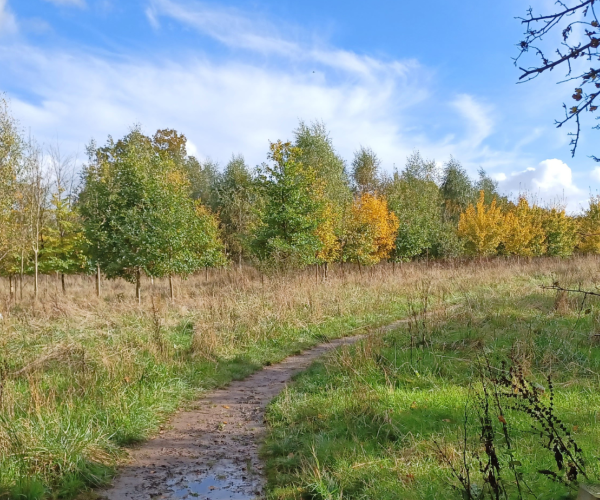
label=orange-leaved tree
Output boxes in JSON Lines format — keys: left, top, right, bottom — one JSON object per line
{"left": 458, "top": 190, "right": 504, "bottom": 256}
{"left": 341, "top": 193, "right": 399, "bottom": 266}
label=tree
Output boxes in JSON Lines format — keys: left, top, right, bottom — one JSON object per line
{"left": 475, "top": 168, "right": 504, "bottom": 206}
{"left": 79, "top": 127, "right": 224, "bottom": 302}
{"left": 351, "top": 146, "right": 381, "bottom": 194}
{"left": 294, "top": 121, "right": 352, "bottom": 274}
{"left": 0, "top": 96, "right": 22, "bottom": 267}
{"left": 502, "top": 197, "right": 545, "bottom": 256}
{"left": 515, "top": 1, "right": 600, "bottom": 159}
{"left": 542, "top": 207, "right": 578, "bottom": 257}
{"left": 458, "top": 191, "right": 504, "bottom": 256}
{"left": 184, "top": 156, "right": 220, "bottom": 208}
{"left": 20, "top": 142, "right": 50, "bottom": 299}
{"left": 213, "top": 155, "right": 258, "bottom": 267}
{"left": 251, "top": 141, "right": 325, "bottom": 271}
{"left": 38, "top": 147, "right": 87, "bottom": 293}
{"left": 578, "top": 195, "right": 600, "bottom": 253}
{"left": 440, "top": 157, "right": 475, "bottom": 223}
{"left": 341, "top": 193, "right": 399, "bottom": 267}
{"left": 294, "top": 121, "right": 352, "bottom": 206}
{"left": 386, "top": 152, "right": 443, "bottom": 261}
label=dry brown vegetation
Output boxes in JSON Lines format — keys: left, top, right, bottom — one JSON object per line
{"left": 0, "top": 257, "right": 598, "bottom": 498}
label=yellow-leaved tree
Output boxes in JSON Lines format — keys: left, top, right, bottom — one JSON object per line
{"left": 458, "top": 190, "right": 504, "bottom": 256}
{"left": 341, "top": 193, "right": 399, "bottom": 266}
{"left": 315, "top": 202, "right": 342, "bottom": 266}
{"left": 502, "top": 197, "right": 545, "bottom": 256}
{"left": 578, "top": 196, "right": 600, "bottom": 254}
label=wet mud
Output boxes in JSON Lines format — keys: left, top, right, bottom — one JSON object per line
{"left": 99, "top": 321, "right": 404, "bottom": 500}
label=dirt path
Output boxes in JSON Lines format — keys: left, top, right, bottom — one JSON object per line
{"left": 99, "top": 320, "right": 406, "bottom": 500}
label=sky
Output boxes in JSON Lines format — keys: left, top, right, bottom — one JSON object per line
{"left": 0, "top": 0, "right": 599, "bottom": 212}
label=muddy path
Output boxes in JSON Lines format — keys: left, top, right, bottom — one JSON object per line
{"left": 99, "top": 320, "right": 407, "bottom": 500}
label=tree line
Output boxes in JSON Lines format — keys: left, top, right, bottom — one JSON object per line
{"left": 1, "top": 96, "right": 600, "bottom": 300}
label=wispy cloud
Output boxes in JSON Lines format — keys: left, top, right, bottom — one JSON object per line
{"left": 43, "top": 0, "right": 86, "bottom": 7}
{"left": 146, "top": 0, "right": 415, "bottom": 81}
{"left": 0, "top": 0, "right": 593, "bottom": 211}
{"left": 0, "top": 0, "right": 18, "bottom": 37}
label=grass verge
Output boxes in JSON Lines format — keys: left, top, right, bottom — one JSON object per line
{"left": 263, "top": 259, "right": 600, "bottom": 499}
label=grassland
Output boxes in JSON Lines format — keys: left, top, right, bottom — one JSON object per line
{"left": 0, "top": 263, "right": 435, "bottom": 499}
{"left": 1, "top": 258, "right": 595, "bottom": 499}
{"left": 263, "top": 257, "right": 600, "bottom": 500}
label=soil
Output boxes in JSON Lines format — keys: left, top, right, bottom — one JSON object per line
{"left": 98, "top": 321, "right": 405, "bottom": 500}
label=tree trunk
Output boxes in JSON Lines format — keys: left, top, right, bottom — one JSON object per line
{"left": 136, "top": 268, "right": 141, "bottom": 304}
{"left": 33, "top": 249, "right": 38, "bottom": 300}
{"left": 169, "top": 274, "right": 174, "bottom": 302}
{"left": 315, "top": 264, "right": 319, "bottom": 284}
{"left": 205, "top": 266, "right": 208, "bottom": 281}
{"left": 61, "top": 273, "right": 66, "bottom": 294}
{"left": 96, "top": 263, "right": 101, "bottom": 297}
{"left": 358, "top": 261, "right": 362, "bottom": 276}
{"left": 238, "top": 252, "right": 242, "bottom": 270}
{"left": 20, "top": 250, "right": 24, "bottom": 301}
{"left": 9, "top": 274, "right": 13, "bottom": 301}
{"left": 324, "top": 262, "right": 328, "bottom": 279}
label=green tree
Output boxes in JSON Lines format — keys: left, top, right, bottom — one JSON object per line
{"left": 251, "top": 141, "right": 324, "bottom": 271}
{"left": 294, "top": 121, "right": 352, "bottom": 206}
{"left": 38, "top": 148, "right": 87, "bottom": 293}
{"left": 351, "top": 146, "right": 381, "bottom": 194}
{"left": 440, "top": 157, "right": 474, "bottom": 223}
{"left": 0, "top": 96, "right": 22, "bottom": 268}
{"left": 184, "top": 156, "right": 220, "bottom": 208}
{"left": 294, "top": 121, "right": 352, "bottom": 273}
{"left": 386, "top": 152, "right": 443, "bottom": 261}
{"left": 213, "top": 155, "right": 258, "bottom": 267}
{"left": 79, "top": 127, "right": 224, "bottom": 302}
{"left": 476, "top": 167, "right": 505, "bottom": 206}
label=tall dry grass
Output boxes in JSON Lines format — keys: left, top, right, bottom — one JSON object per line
{"left": 0, "top": 256, "right": 597, "bottom": 498}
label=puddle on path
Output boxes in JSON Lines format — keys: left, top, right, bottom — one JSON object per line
{"left": 170, "top": 473, "right": 255, "bottom": 500}
{"left": 99, "top": 330, "right": 397, "bottom": 500}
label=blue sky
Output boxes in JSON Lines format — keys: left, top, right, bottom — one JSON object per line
{"left": 1, "top": 0, "right": 599, "bottom": 211}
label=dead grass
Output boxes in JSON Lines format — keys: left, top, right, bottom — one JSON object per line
{"left": 0, "top": 256, "right": 598, "bottom": 498}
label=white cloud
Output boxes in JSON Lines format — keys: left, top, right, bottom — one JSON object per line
{"left": 498, "top": 159, "right": 585, "bottom": 211}
{"left": 0, "top": 0, "right": 581, "bottom": 203}
{"left": 591, "top": 167, "right": 600, "bottom": 183}
{"left": 1, "top": 43, "right": 426, "bottom": 169}
{"left": 146, "top": 0, "right": 416, "bottom": 82}
{"left": 451, "top": 94, "right": 494, "bottom": 147}
{"left": 0, "top": 0, "right": 18, "bottom": 37}
{"left": 43, "top": 0, "right": 86, "bottom": 7}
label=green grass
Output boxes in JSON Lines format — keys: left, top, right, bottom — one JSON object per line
{"left": 263, "top": 268, "right": 600, "bottom": 499}
{"left": 0, "top": 268, "right": 419, "bottom": 499}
